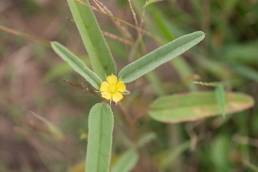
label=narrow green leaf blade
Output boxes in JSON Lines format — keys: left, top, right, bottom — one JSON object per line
{"left": 244, "top": 160, "right": 258, "bottom": 172}
{"left": 137, "top": 132, "right": 156, "bottom": 148}
{"left": 51, "top": 42, "right": 101, "bottom": 89}
{"left": 159, "top": 142, "right": 190, "bottom": 170}
{"left": 112, "top": 149, "right": 139, "bottom": 172}
{"left": 67, "top": 0, "right": 116, "bottom": 79}
{"left": 215, "top": 84, "right": 226, "bottom": 117}
{"left": 144, "top": 0, "right": 163, "bottom": 7}
{"left": 149, "top": 92, "right": 254, "bottom": 123}
{"left": 119, "top": 31, "right": 205, "bottom": 83}
{"left": 210, "top": 135, "right": 232, "bottom": 171}
{"left": 86, "top": 103, "right": 114, "bottom": 172}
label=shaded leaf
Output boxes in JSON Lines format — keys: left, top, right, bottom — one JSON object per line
{"left": 137, "top": 132, "right": 156, "bottom": 148}
{"left": 210, "top": 135, "right": 232, "bottom": 172}
{"left": 146, "top": 73, "right": 166, "bottom": 96}
{"left": 44, "top": 63, "right": 72, "bottom": 82}
{"left": 86, "top": 103, "right": 114, "bottom": 172}
{"left": 158, "top": 142, "right": 190, "bottom": 170}
{"left": 144, "top": 0, "right": 163, "bottom": 8}
{"left": 112, "top": 149, "right": 139, "bottom": 172}
{"left": 67, "top": 0, "right": 116, "bottom": 79}
{"left": 31, "top": 111, "right": 64, "bottom": 141}
{"left": 230, "top": 63, "right": 258, "bottom": 82}
{"left": 119, "top": 31, "right": 205, "bottom": 83}
{"left": 244, "top": 160, "right": 258, "bottom": 172}
{"left": 223, "top": 41, "right": 258, "bottom": 64}
{"left": 149, "top": 91, "right": 254, "bottom": 123}
{"left": 51, "top": 42, "right": 101, "bottom": 89}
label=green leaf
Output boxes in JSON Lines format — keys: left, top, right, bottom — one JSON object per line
{"left": 134, "top": 0, "right": 197, "bottom": 91}
{"left": 86, "top": 103, "right": 114, "bottom": 172}
{"left": 215, "top": 84, "right": 226, "bottom": 117}
{"left": 119, "top": 31, "right": 205, "bottom": 83}
{"left": 144, "top": 0, "right": 163, "bottom": 7}
{"left": 149, "top": 91, "right": 254, "bottom": 123}
{"left": 112, "top": 149, "right": 139, "bottom": 172}
{"left": 137, "top": 132, "right": 156, "bottom": 148}
{"left": 222, "top": 41, "right": 258, "bottom": 64}
{"left": 158, "top": 142, "right": 190, "bottom": 170}
{"left": 43, "top": 63, "right": 72, "bottom": 82}
{"left": 51, "top": 42, "right": 101, "bottom": 89}
{"left": 67, "top": 0, "right": 116, "bottom": 79}
{"left": 244, "top": 160, "right": 258, "bottom": 172}
{"left": 230, "top": 63, "right": 258, "bottom": 82}
{"left": 210, "top": 135, "right": 232, "bottom": 172}
{"left": 146, "top": 73, "right": 166, "bottom": 96}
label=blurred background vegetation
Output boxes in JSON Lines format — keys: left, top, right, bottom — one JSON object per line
{"left": 0, "top": 0, "right": 258, "bottom": 171}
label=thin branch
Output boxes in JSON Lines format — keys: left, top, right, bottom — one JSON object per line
{"left": 103, "top": 31, "right": 133, "bottom": 45}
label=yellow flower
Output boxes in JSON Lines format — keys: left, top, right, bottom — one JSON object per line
{"left": 100, "top": 74, "right": 126, "bottom": 103}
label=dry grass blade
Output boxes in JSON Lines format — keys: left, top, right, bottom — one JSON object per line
{"left": 75, "top": 0, "right": 156, "bottom": 40}
{"left": 0, "top": 25, "right": 48, "bottom": 45}
{"left": 92, "top": 0, "right": 132, "bottom": 39}
{"left": 0, "top": 24, "right": 131, "bottom": 47}
{"left": 30, "top": 111, "right": 64, "bottom": 140}
{"left": 128, "top": 0, "right": 139, "bottom": 27}
{"left": 193, "top": 81, "right": 220, "bottom": 87}
{"left": 103, "top": 31, "right": 133, "bottom": 45}
{"left": 63, "top": 79, "right": 98, "bottom": 96}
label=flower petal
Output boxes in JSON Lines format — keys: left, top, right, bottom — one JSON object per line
{"left": 101, "top": 92, "right": 112, "bottom": 100}
{"left": 100, "top": 81, "right": 109, "bottom": 92}
{"left": 117, "top": 80, "right": 126, "bottom": 92}
{"left": 112, "top": 92, "right": 123, "bottom": 103}
{"left": 107, "top": 74, "right": 118, "bottom": 84}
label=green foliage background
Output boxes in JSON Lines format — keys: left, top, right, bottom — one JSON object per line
{"left": 0, "top": 0, "right": 258, "bottom": 171}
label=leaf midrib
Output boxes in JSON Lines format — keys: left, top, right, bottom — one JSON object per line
{"left": 96, "top": 104, "right": 105, "bottom": 172}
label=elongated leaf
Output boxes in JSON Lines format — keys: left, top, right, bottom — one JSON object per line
{"left": 244, "top": 160, "right": 258, "bottom": 172}
{"left": 31, "top": 112, "right": 64, "bottom": 141}
{"left": 86, "top": 103, "right": 114, "bottom": 172}
{"left": 215, "top": 84, "right": 226, "bottom": 117}
{"left": 134, "top": 0, "right": 196, "bottom": 91}
{"left": 210, "top": 135, "right": 232, "bottom": 171}
{"left": 112, "top": 149, "right": 139, "bottom": 172}
{"left": 146, "top": 73, "right": 166, "bottom": 96}
{"left": 67, "top": 0, "right": 116, "bottom": 79}
{"left": 51, "top": 42, "right": 101, "bottom": 89}
{"left": 137, "top": 132, "right": 156, "bottom": 148}
{"left": 44, "top": 63, "right": 72, "bottom": 82}
{"left": 144, "top": 0, "right": 163, "bottom": 7}
{"left": 222, "top": 41, "right": 258, "bottom": 64}
{"left": 119, "top": 31, "right": 205, "bottom": 83}
{"left": 158, "top": 142, "right": 190, "bottom": 170}
{"left": 230, "top": 63, "right": 258, "bottom": 82}
{"left": 149, "top": 91, "right": 254, "bottom": 123}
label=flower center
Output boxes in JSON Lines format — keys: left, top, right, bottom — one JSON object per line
{"left": 99, "top": 74, "right": 126, "bottom": 103}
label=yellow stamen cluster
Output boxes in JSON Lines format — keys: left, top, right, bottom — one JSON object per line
{"left": 100, "top": 74, "right": 126, "bottom": 103}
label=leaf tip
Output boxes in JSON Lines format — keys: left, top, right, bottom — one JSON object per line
{"left": 50, "top": 41, "right": 58, "bottom": 49}
{"left": 200, "top": 31, "right": 206, "bottom": 39}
